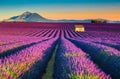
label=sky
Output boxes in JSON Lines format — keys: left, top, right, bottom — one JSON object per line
{"left": 0, "top": 0, "right": 120, "bottom": 21}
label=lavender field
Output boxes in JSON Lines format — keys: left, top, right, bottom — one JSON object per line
{"left": 0, "top": 22, "right": 120, "bottom": 79}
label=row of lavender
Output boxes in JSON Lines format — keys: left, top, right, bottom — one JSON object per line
{"left": 0, "top": 28, "right": 61, "bottom": 79}
{"left": 66, "top": 28, "right": 120, "bottom": 55}
{"left": 0, "top": 28, "right": 58, "bottom": 38}
{"left": 0, "top": 29, "right": 61, "bottom": 58}
{"left": 64, "top": 29, "right": 120, "bottom": 38}
{"left": 66, "top": 37, "right": 120, "bottom": 79}
{"left": 54, "top": 36, "right": 111, "bottom": 79}
{"left": 64, "top": 29, "right": 120, "bottom": 53}
{"left": 0, "top": 36, "right": 52, "bottom": 59}
{"left": 0, "top": 37, "right": 58, "bottom": 79}
{"left": 63, "top": 29, "right": 120, "bottom": 79}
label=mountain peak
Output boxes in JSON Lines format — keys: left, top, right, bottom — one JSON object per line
{"left": 22, "top": 11, "right": 32, "bottom": 14}
{"left": 5, "top": 11, "right": 49, "bottom": 22}
{"left": 20, "top": 11, "right": 33, "bottom": 18}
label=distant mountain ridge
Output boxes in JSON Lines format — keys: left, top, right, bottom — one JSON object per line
{"left": 3, "top": 11, "right": 120, "bottom": 23}
{"left": 4, "top": 11, "right": 50, "bottom": 22}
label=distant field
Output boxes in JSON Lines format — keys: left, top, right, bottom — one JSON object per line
{"left": 0, "top": 22, "right": 120, "bottom": 79}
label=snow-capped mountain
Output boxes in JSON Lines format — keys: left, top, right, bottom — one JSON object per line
{"left": 4, "top": 11, "right": 50, "bottom": 22}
